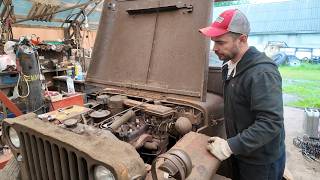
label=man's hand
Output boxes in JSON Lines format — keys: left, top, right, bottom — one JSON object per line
{"left": 207, "top": 137, "right": 233, "bottom": 161}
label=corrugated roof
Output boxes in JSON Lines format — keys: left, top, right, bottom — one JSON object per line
{"left": 213, "top": 0, "right": 320, "bottom": 35}
{"left": 1, "top": 0, "right": 102, "bottom": 29}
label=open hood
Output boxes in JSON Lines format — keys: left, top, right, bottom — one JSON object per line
{"left": 86, "top": 0, "right": 212, "bottom": 101}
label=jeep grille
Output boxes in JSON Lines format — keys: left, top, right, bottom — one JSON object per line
{"left": 19, "top": 131, "right": 89, "bottom": 180}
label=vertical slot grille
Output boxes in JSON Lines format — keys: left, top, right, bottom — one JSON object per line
{"left": 20, "top": 131, "right": 89, "bottom": 180}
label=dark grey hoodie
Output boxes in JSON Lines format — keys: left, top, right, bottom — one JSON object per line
{"left": 222, "top": 47, "right": 285, "bottom": 165}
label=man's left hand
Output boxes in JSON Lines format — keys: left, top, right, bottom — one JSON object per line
{"left": 207, "top": 137, "right": 233, "bottom": 161}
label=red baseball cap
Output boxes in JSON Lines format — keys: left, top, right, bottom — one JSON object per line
{"left": 199, "top": 9, "right": 250, "bottom": 37}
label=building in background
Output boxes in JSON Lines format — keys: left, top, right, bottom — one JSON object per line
{"left": 210, "top": 0, "right": 320, "bottom": 65}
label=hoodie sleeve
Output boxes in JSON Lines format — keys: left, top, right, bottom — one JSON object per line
{"left": 227, "top": 71, "right": 284, "bottom": 155}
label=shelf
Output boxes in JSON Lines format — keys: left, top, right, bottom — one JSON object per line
{"left": 0, "top": 71, "right": 19, "bottom": 75}
{"left": 0, "top": 84, "right": 16, "bottom": 89}
{"left": 53, "top": 76, "right": 85, "bottom": 83}
{"left": 42, "top": 68, "right": 69, "bottom": 73}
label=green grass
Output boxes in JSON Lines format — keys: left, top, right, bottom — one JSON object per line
{"left": 279, "top": 64, "right": 320, "bottom": 108}
{"left": 279, "top": 64, "right": 320, "bottom": 80}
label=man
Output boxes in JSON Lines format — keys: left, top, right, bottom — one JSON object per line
{"left": 199, "top": 9, "right": 285, "bottom": 180}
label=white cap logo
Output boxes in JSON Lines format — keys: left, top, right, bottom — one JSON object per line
{"left": 216, "top": 16, "right": 224, "bottom": 23}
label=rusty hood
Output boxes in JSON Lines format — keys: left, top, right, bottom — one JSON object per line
{"left": 86, "top": 0, "right": 212, "bottom": 101}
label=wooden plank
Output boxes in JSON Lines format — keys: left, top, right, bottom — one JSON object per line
{"left": 42, "top": 105, "right": 91, "bottom": 122}
{"left": 0, "top": 91, "right": 23, "bottom": 116}
{"left": 123, "top": 99, "right": 174, "bottom": 117}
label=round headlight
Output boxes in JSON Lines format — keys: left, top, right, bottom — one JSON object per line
{"left": 8, "top": 127, "right": 20, "bottom": 148}
{"left": 94, "top": 166, "right": 115, "bottom": 180}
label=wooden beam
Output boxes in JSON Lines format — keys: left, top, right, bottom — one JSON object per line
{"left": 14, "top": 14, "right": 99, "bottom": 25}
{"left": 15, "top": 0, "right": 101, "bottom": 24}
{"left": 0, "top": 91, "right": 23, "bottom": 117}
{"left": 61, "top": 1, "right": 103, "bottom": 12}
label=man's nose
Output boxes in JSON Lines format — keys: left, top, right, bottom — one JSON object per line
{"left": 213, "top": 44, "right": 218, "bottom": 51}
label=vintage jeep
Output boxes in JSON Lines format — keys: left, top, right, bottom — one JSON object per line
{"left": 1, "top": 0, "right": 225, "bottom": 179}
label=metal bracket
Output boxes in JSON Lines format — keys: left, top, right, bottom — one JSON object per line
{"left": 210, "top": 117, "right": 224, "bottom": 126}
{"left": 126, "top": 3, "right": 193, "bottom": 15}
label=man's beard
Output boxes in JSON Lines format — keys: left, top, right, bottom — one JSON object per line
{"left": 215, "top": 46, "right": 239, "bottom": 61}
{"left": 216, "top": 53, "right": 234, "bottom": 61}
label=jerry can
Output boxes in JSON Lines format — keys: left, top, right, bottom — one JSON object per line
{"left": 304, "top": 108, "right": 320, "bottom": 137}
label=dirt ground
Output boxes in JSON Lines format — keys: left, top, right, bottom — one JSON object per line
{"left": 284, "top": 106, "right": 320, "bottom": 180}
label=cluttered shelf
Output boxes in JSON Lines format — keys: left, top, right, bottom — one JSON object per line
{"left": 41, "top": 68, "right": 69, "bottom": 73}
{"left": 53, "top": 75, "right": 85, "bottom": 83}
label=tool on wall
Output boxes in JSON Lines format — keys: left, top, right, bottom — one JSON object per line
{"left": 0, "top": 0, "right": 15, "bottom": 43}
{"left": 63, "top": 0, "right": 102, "bottom": 48}
{"left": 62, "top": 0, "right": 102, "bottom": 74}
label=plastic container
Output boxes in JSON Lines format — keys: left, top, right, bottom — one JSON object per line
{"left": 0, "top": 74, "right": 18, "bottom": 84}
{"left": 303, "top": 108, "right": 320, "bottom": 137}
{"left": 66, "top": 77, "right": 75, "bottom": 94}
{"left": 74, "top": 61, "right": 83, "bottom": 80}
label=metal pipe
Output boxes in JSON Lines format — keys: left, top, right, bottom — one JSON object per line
{"left": 133, "top": 134, "right": 152, "bottom": 149}
{"left": 14, "top": 0, "right": 100, "bottom": 24}
{"left": 109, "top": 110, "right": 135, "bottom": 131}
{"left": 97, "top": 98, "right": 153, "bottom": 128}
{"left": 144, "top": 141, "right": 158, "bottom": 150}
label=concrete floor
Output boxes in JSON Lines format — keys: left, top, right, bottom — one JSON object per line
{"left": 284, "top": 106, "right": 320, "bottom": 180}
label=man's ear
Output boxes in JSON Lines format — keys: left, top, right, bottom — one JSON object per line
{"left": 239, "top": 34, "right": 248, "bottom": 43}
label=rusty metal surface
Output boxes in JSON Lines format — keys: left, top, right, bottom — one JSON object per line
{"left": 2, "top": 114, "right": 146, "bottom": 180}
{"left": 109, "top": 110, "right": 135, "bottom": 130}
{"left": 208, "top": 67, "right": 224, "bottom": 96}
{"left": 98, "top": 87, "right": 224, "bottom": 130}
{"left": 87, "top": 0, "right": 212, "bottom": 101}
{"left": 146, "top": 132, "right": 221, "bottom": 180}
{"left": 63, "top": 118, "right": 78, "bottom": 128}
{"left": 166, "top": 93, "right": 224, "bottom": 126}
{"left": 99, "top": 88, "right": 224, "bottom": 128}
{"left": 151, "top": 149, "right": 193, "bottom": 180}
{"left": 172, "top": 132, "right": 221, "bottom": 179}
{"left": 89, "top": 109, "right": 110, "bottom": 119}
{"left": 174, "top": 117, "right": 192, "bottom": 135}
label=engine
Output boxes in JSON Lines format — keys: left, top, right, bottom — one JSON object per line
{"left": 62, "top": 93, "right": 204, "bottom": 163}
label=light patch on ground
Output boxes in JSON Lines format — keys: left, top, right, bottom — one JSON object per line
{"left": 283, "top": 93, "right": 300, "bottom": 105}
{"left": 284, "top": 107, "right": 320, "bottom": 180}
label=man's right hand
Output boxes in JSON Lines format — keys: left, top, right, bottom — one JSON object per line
{"left": 207, "top": 137, "right": 233, "bottom": 161}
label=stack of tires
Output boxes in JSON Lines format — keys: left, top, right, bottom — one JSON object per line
{"left": 271, "top": 52, "right": 301, "bottom": 67}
